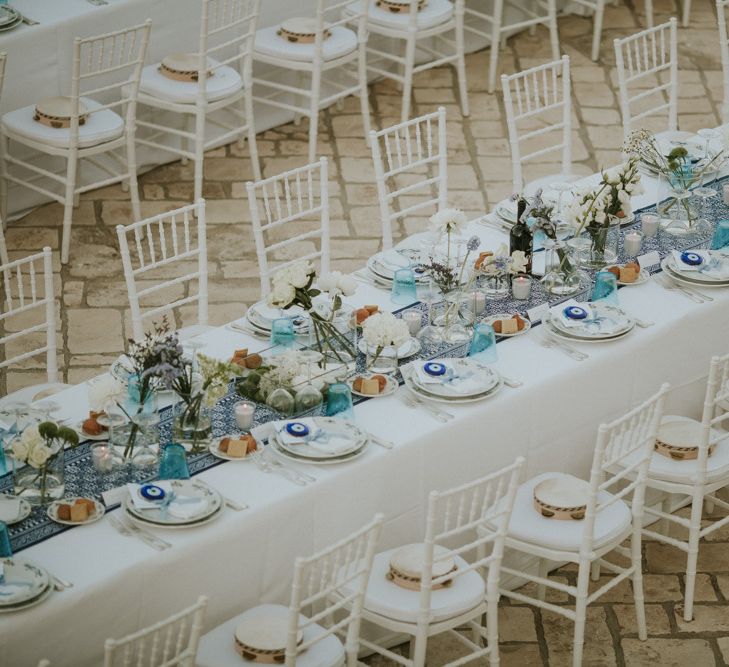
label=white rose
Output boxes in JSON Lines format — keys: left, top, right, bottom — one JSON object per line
{"left": 338, "top": 275, "right": 357, "bottom": 297}
{"left": 595, "top": 211, "right": 606, "bottom": 224}
{"left": 268, "top": 282, "right": 295, "bottom": 308}
{"left": 288, "top": 261, "right": 313, "bottom": 289}
{"left": 11, "top": 439, "right": 29, "bottom": 462}
{"left": 27, "top": 443, "right": 53, "bottom": 469}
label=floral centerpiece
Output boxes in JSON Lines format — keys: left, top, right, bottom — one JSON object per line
{"left": 625, "top": 128, "right": 723, "bottom": 235}
{"left": 566, "top": 157, "right": 643, "bottom": 268}
{"left": 474, "top": 244, "right": 528, "bottom": 297}
{"left": 236, "top": 351, "right": 305, "bottom": 416}
{"left": 11, "top": 422, "right": 79, "bottom": 505}
{"left": 361, "top": 312, "right": 410, "bottom": 372}
{"left": 268, "top": 261, "right": 357, "bottom": 367}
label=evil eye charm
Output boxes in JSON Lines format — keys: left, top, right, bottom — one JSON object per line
{"left": 680, "top": 251, "right": 703, "bottom": 266}
{"left": 285, "top": 422, "right": 310, "bottom": 437}
{"left": 563, "top": 306, "right": 589, "bottom": 320}
{"left": 423, "top": 362, "right": 447, "bottom": 377}
{"left": 140, "top": 484, "right": 166, "bottom": 501}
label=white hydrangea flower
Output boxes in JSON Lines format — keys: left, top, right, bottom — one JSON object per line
{"left": 362, "top": 312, "right": 410, "bottom": 349}
{"left": 11, "top": 438, "right": 29, "bottom": 463}
{"left": 429, "top": 208, "right": 467, "bottom": 237}
{"left": 268, "top": 282, "right": 295, "bottom": 309}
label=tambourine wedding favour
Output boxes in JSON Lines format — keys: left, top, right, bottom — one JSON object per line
{"left": 234, "top": 610, "right": 304, "bottom": 663}
{"left": 533, "top": 475, "right": 590, "bottom": 521}
{"left": 386, "top": 543, "right": 457, "bottom": 591}
{"left": 654, "top": 420, "right": 714, "bottom": 461}
{"left": 159, "top": 53, "right": 214, "bottom": 82}
{"left": 33, "top": 97, "right": 88, "bottom": 129}
{"left": 276, "top": 18, "right": 330, "bottom": 44}
{"left": 375, "top": 0, "right": 427, "bottom": 12}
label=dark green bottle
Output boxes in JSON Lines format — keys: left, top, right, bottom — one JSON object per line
{"left": 509, "top": 197, "right": 533, "bottom": 274}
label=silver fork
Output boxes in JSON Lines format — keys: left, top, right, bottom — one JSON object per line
{"left": 539, "top": 333, "right": 588, "bottom": 361}
{"left": 401, "top": 391, "right": 454, "bottom": 422}
{"left": 108, "top": 514, "right": 170, "bottom": 551}
{"left": 266, "top": 456, "right": 317, "bottom": 483}
{"left": 250, "top": 450, "right": 307, "bottom": 486}
{"left": 658, "top": 274, "right": 704, "bottom": 303}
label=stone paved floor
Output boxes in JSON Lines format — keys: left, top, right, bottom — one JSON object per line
{"left": 3, "top": 0, "right": 729, "bottom": 664}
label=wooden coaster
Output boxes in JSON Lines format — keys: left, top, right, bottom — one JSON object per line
{"left": 159, "top": 53, "right": 213, "bottom": 82}
{"left": 533, "top": 476, "right": 589, "bottom": 521}
{"left": 277, "top": 18, "right": 330, "bottom": 43}
{"left": 33, "top": 97, "right": 88, "bottom": 129}
{"left": 375, "top": 0, "right": 427, "bottom": 13}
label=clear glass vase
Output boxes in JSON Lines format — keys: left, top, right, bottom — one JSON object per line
{"left": 541, "top": 239, "right": 583, "bottom": 296}
{"left": 568, "top": 216, "right": 620, "bottom": 270}
{"left": 481, "top": 274, "right": 510, "bottom": 298}
{"left": 172, "top": 392, "right": 213, "bottom": 454}
{"left": 432, "top": 291, "right": 475, "bottom": 344}
{"left": 308, "top": 311, "right": 357, "bottom": 380}
{"left": 13, "top": 444, "right": 65, "bottom": 506}
{"left": 112, "top": 379, "right": 158, "bottom": 462}
{"left": 657, "top": 171, "right": 709, "bottom": 238}
{"left": 366, "top": 345, "right": 399, "bottom": 374}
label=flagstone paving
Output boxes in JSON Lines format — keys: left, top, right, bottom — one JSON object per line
{"left": 3, "top": 1, "right": 729, "bottom": 664}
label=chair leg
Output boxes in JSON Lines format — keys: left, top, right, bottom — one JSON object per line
{"left": 127, "top": 130, "right": 142, "bottom": 223}
{"left": 357, "top": 41, "right": 372, "bottom": 145}
{"left": 488, "top": 0, "right": 504, "bottom": 93}
{"left": 644, "top": 0, "right": 654, "bottom": 28}
{"left": 401, "top": 34, "right": 417, "bottom": 123}
{"left": 572, "top": 561, "right": 591, "bottom": 667}
{"left": 61, "top": 151, "right": 78, "bottom": 264}
{"left": 660, "top": 496, "right": 672, "bottom": 537}
{"left": 591, "top": 0, "right": 606, "bottom": 61}
{"left": 486, "top": 579, "right": 501, "bottom": 666}
{"left": 590, "top": 560, "right": 601, "bottom": 582}
{"left": 73, "top": 161, "right": 81, "bottom": 207}
{"left": 308, "top": 68, "right": 322, "bottom": 164}
{"left": 682, "top": 0, "right": 691, "bottom": 27}
{"left": 0, "top": 129, "right": 8, "bottom": 228}
{"left": 181, "top": 112, "right": 190, "bottom": 166}
{"left": 243, "top": 88, "right": 261, "bottom": 181}
{"left": 537, "top": 558, "right": 549, "bottom": 601}
{"left": 411, "top": 631, "right": 428, "bottom": 667}
{"left": 548, "top": 0, "right": 560, "bottom": 61}
{"left": 193, "top": 109, "right": 206, "bottom": 204}
{"left": 683, "top": 494, "right": 704, "bottom": 622}
{"left": 454, "top": 9, "right": 470, "bottom": 117}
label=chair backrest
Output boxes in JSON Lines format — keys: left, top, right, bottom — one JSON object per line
{"left": 285, "top": 514, "right": 384, "bottom": 666}
{"left": 247, "top": 158, "right": 330, "bottom": 297}
{"left": 116, "top": 200, "right": 208, "bottom": 342}
{"left": 582, "top": 384, "right": 669, "bottom": 556}
{"left": 613, "top": 18, "right": 678, "bottom": 143}
{"left": 197, "top": 0, "right": 260, "bottom": 93}
{"left": 417, "top": 458, "right": 524, "bottom": 624}
{"left": 68, "top": 21, "right": 151, "bottom": 142}
{"left": 692, "top": 352, "right": 729, "bottom": 482}
{"left": 719, "top": 1, "right": 729, "bottom": 123}
{"left": 369, "top": 107, "right": 448, "bottom": 251}
{"left": 501, "top": 55, "right": 572, "bottom": 193}
{"left": 0, "top": 248, "right": 58, "bottom": 383}
{"left": 103, "top": 596, "right": 208, "bottom": 667}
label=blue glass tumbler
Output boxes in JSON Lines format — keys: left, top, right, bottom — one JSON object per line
{"left": 158, "top": 443, "right": 190, "bottom": 480}
{"left": 391, "top": 269, "right": 418, "bottom": 305}
{"left": 0, "top": 521, "right": 12, "bottom": 558}
{"left": 270, "top": 318, "right": 296, "bottom": 352}
{"left": 711, "top": 219, "right": 729, "bottom": 250}
{"left": 325, "top": 383, "right": 354, "bottom": 420}
{"left": 468, "top": 323, "right": 498, "bottom": 363}
{"left": 591, "top": 271, "right": 618, "bottom": 304}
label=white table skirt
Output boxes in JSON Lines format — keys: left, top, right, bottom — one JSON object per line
{"left": 0, "top": 0, "right": 585, "bottom": 218}
{"left": 2, "top": 163, "right": 729, "bottom": 664}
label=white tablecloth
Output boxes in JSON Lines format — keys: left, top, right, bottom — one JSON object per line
{"left": 2, "top": 163, "right": 729, "bottom": 665}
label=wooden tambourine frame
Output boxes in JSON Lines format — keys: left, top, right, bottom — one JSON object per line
{"left": 234, "top": 635, "right": 303, "bottom": 664}
{"left": 276, "top": 26, "right": 331, "bottom": 44}
{"left": 158, "top": 62, "right": 213, "bottom": 82}
{"left": 375, "top": 0, "right": 427, "bottom": 12}
{"left": 386, "top": 564, "right": 457, "bottom": 591}
{"left": 33, "top": 108, "right": 87, "bottom": 129}
{"left": 654, "top": 438, "right": 714, "bottom": 461}
{"left": 533, "top": 496, "right": 586, "bottom": 521}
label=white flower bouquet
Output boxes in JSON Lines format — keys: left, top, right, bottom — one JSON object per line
{"left": 361, "top": 312, "right": 410, "bottom": 367}
{"left": 474, "top": 243, "right": 528, "bottom": 277}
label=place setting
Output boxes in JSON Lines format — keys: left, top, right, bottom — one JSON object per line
{"left": 0, "top": 557, "right": 54, "bottom": 614}
{"left": 543, "top": 300, "right": 636, "bottom": 344}
{"left": 661, "top": 249, "right": 729, "bottom": 289}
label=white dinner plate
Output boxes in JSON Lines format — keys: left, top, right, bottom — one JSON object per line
{"left": 408, "top": 358, "right": 499, "bottom": 399}
{"left": 366, "top": 254, "right": 429, "bottom": 284}
{"left": 124, "top": 480, "right": 222, "bottom": 527}
{"left": 74, "top": 423, "right": 109, "bottom": 441}
{"left": 123, "top": 503, "right": 224, "bottom": 530}
{"left": 602, "top": 265, "right": 650, "bottom": 286}
{"left": 358, "top": 337, "right": 421, "bottom": 359}
{"left": 661, "top": 254, "right": 729, "bottom": 286}
{"left": 0, "top": 579, "right": 53, "bottom": 614}
{"left": 272, "top": 418, "right": 367, "bottom": 460}
{"left": 47, "top": 497, "right": 105, "bottom": 526}
{"left": 0, "top": 494, "right": 31, "bottom": 526}
{"left": 0, "top": 558, "right": 50, "bottom": 608}
{"left": 547, "top": 303, "right": 634, "bottom": 340}
{"left": 208, "top": 435, "right": 257, "bottom": 461}
{"left": 269, "top": 436, "right": 368, "bottom": 466}
{"left": 544, "top": 319, "right": 634, "bottom": 344}
{"left": 402, "top": 363, "right": 503, "bottom": 404}
{"left": 482, "top": 313, "right": 532, "bottom": 337}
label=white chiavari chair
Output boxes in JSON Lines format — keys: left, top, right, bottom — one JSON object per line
{"left": 103, "top": 596, "right": 208, "bottom": 667}
{"left": 718, "top": 0, "right": 729, "bottom": 123}
{"left": 136, "top": 0, "right": 261, "bottom": 204}
{"left": 116, "top": 199, "right": 210, "bottom": 342}
{"left": 0, "top": 21, "right": 152, "bottom": 264}
{"left": 620, "top": 354, "right": 729, "bottom": 622}
{"left": 488, "top": 385, "right": 668, "bottom": 667}
{"left": 247, "top": 158, "right": 330, "bottom": 297}
{"left": 568, "top": 0, "right": 654, "bottom": 61}
{"left": 196, "top": 514, "right": 384, "bottom": 667}
{"left": 253, "top": 0, "right": 370, "bottom": 164}
{"left": 614, "top": 18, "right": 678, "bottom": 143}
{"left": 370, "top": 107, "right": 447, "bottom": 251}
{"left": 0, "top": 52, "right": 7, "bottom": 265}
{"left": 344, "top": 0, "right": 469, "bottom": 123}
{"left": 463, "top": 0, "right": 560, "bottom": 93}
{"left": 501, "top": 56, "right": 575, "bottom": 195}
{"left": 0, "top": 248, "right": 67, "bottom": 406}
{"left": 337, "top": 458, "right": 524, "bottom": 667}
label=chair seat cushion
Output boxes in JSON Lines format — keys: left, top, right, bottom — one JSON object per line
{"left": 139, "top": 58, "right": 243, "bottom": 104}
{"left": 2, "top": 98, "right": 124, "bottom": 149}
{"left": 196, "top": 603, "right": 345, "bottom": 667}
{"left": 644, "top": 415, "right": 729, "bottom": 485}
{"left": 339, "top": 546, "right": 485, "bottom": 624}
{"left": 345, "top": 0, "right": 453, "bottom": 31}
{"left": 489, "top": 472, "right": 632, "bottom": 552}
{"left": 254, "top": 25, "right": 358, "bottom": 62}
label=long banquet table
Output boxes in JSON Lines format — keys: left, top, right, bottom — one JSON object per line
{"left": 2, "top": 160, "right": 729, "bottom": 665}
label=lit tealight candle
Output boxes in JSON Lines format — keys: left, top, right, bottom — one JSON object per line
{"left": 511, "top": 275, "right": 532, "bottom": 300}
{"left": 234, "top": 401, "right": 255, "bottom": 431}
{"left": 402, "top": 310, "right": 422, "bottom": 336}
{"left": 465, "top": 290, "right": 486, "bottom": 315}
{"left": 640, "top": 213, "right": 659, "bottom": 238}
{"left": 624, "top": 230, "right": 643, "bottom": 257}
{"left": 92, "top": 444, "right": 114, "bottom": 474}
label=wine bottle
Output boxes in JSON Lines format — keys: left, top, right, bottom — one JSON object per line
{"left": 509, "top": 197, "right": 533, "bottom": 274}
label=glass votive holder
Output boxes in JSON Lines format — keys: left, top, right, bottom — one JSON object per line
{"left": 391, "top": 269, "right": 418, "bottom": 305}
{"left": 402, "top": 310, "right": 422, "bottom": 336}
{"left": 234, "top": 401, "right": 255, "bottom": 430}
{"left": 464, "top": 289, "right": 486, "bottom": 315}
{"left": 640, "top": 213, "right": 660, "bottom": 238}
{"left": 325, "top": 383, "right": 354, "bottom": 420}
{"left": 623, "top": 230, "right": 643, "bottom": 257}
{"left": 468, "top": 323, "right": 498, "bottom": 363}
{"left": 711, "top": 219, "right": 729, "bottom": 250}
{"left": 591, "top": 270, "right": 618, "bottom": 304}
{"left": 511, "top": 274, "right": 532, "bottom": 300}
{"left": 91, "top": 442, "right": 116, "bottom": 474}
{"left": 270, "top": 318, "right": 296, "bottom": 351}
{"left": 158, "top": 443, "right": 190, "bottom": 480}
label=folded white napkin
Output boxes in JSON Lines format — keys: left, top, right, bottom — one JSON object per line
{"left": 672, "top": 250, "right": 711, "bottom": 272}
{"left": 380, "top": 250, "right": 411, "bottom": 269}
{"left": 276, "top": 419, "right": 354, "bottom": 455}
{"left": 0, "top": 497, "right": 20, "bottom": 523}
{"left": 249, "top": 302, "right": 304, "bottom": 323}
{"left": 550, "top": 300, "right": 594, "bottom": 329}
{"left": 126, "top": 482, "right": 206, "bottom": 519}
{"left": 414, "top": 361, "right": 485, "bottom": 395}
{"left": 701, "top": 254, "right": 729, "bottom": 280}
